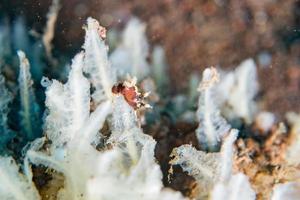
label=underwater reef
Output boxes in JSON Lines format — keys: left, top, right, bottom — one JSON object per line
{"left": 0, "top": 1, "right": 300, "bottom": 200}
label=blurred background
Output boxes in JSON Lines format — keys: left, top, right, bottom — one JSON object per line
{"left": 0, "top": 0, "right": 299, "bottom": 117}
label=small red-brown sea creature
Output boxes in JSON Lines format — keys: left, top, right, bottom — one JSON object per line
{"left": 112, "top": 77, "right": 151, "bottom": 110}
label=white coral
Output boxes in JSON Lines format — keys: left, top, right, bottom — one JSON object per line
{"left": 212, "top": 173, "right": 255, "bottom": 200}
{"left": 217, "top": 59, "right": 258, "bottom": 124}
{"left": 196, "top": 67, "right": 231, "bottom": 150}
{"left": 211, "top": 130, "right": 255, "bottom": 200}
{"left": 27, "top": 52, "right": 110, "bottom": 200}
{"left": 272, "top": 182, "right": 300, "bottom": 200}
{"left": 83, "top": 17, "right": 116, "bottom": 104}
{"left": 0, "top": 157, "right": 40, "bottom": 200}
{"left": 171, "top": 129, "right": 255, "bottom": 199}
{"left": 110, "top": 17, "right": 150, "bottom": 80}
{"left": 24, "top": 17, "right": 182, "bottom": 200}
{"left": 285, "top": 112, "right": 300, "bottom": 165}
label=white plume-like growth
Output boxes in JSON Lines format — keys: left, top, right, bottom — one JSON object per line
{"left": 109, "top": 95, "right": 140, "bottom": 141}
{"left": 196, "top": 67, "right": 231, "bottom": 150}
{"left": 170, "top": 144, "right": 221, "bottom": 192}
{"left": 170, "top": 129, "right": 255, "bottom": 199}
{"left": 44, "top": 52, "right": 90, "bottom": 147}
{"left": 211, "top": 130, "right": 255, "bottom": 200}
{"left": 110, "top": 17, "right": 150, "bottom": 80}
{"left": 0, "top": 157, "right": 40, "bottom": 200}
{"left": 228, "top": 59, "right": 258, "bottom": 123}
{"left": 170, "top": 130, "right": 237, "bottom": 195}
{"left": 271, "top": 182, "right": 300, "bottom": 200}
{"left": 285, "top": 112, "right": 300, "bottom": 165}
{"left": 27, "top": 53, "right": 110, "bottom": 199}
{"left": 87, "top": 141, "right": 184, "bottom": 200}
{"left": 18, "top": 50, "right": 41, "bottom": 140}
{"left": 217, "top": 59, "right": 258, "bottom": 124}
{"left": 93, "top": 95, "right": 184, "bottom": 200}
{"left": 83, "top": 17, "right": 115, "bottom": 104}
{"left": 27, "top": 52, "right": 112, "bottom": 200}
{"left": 108, "top": 95, "right": 144, "bottom": 164}
{"left": 212, "top": 173, "right": 255, "bottom": 200}
{"left": 219, "top": 129, "right": 238, "bottom": 182}
{"left": 87, "top": 98, "right": 184, "bottom": 199}
{"left": 23, "top": 17, "right": 182, "bottom": 200}
{"left": 27, "top": 101, "right": 111, "bottom": 200}
{"left": 0, "top": 16, "right": 263, "bottom": 200}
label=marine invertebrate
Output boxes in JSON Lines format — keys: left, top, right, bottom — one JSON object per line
{"left": 0, "top": 17, "right": 183, "bottom": 200}
{"left": 17, "top": 51, "right": 42, "bottom": 141}
{"left": 195, "top": 67, "right": 230, "bottom": 151}
{"left": 112, "top": 77, "right": 151, "bottom": 110}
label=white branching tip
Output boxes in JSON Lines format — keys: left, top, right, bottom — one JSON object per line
{"left": 219, "top": 129, "right": 239, "bottom": 182}
{"left": 83, "top": 17, "right": 115, "bottom": 103}
{"left": 17, "top": 50, "right": 30, "bottom": 67}
{"left": 198, "top": 67, "right": 220, "bottom": 91}
{"left": 86, "top": 17, "right": 107, "bottom": 40}
{"left": 86, "top": 17, "right": 99, "bottom": 30}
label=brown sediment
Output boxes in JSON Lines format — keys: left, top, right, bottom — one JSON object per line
{"left": 234, "top": 123, "right": 299, "bottom": 200}
{"left": 32, "top": 166, "right": 64, "bottom": 200}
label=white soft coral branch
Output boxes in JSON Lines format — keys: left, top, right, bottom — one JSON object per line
{"left": 66, "top": 52, "right": 90, "bottom": 135}
{"left": 110, "top": 17, "right": 150, "bottom": 80}
{"left": 170, "top": 129, "right": 255, "bottom": 199}
{"left": 217, "top": 59, "right": 258, "bottom": 124}
{"left": 219, "top": 129, "right": 238, "bottom": 182}
{"left": 212, "top": 173, "right": 255, "bottom": 200}
{"left": 196, "top": 67, "right": 231, "bottom": 151}
{"left": 0, "top": 157, "right": 40, "bottom": 200}
{"left": 83, "top": 17, "right": 115, "bottom": 104}
{"left": 21, "top": 17, "right": 183, "bottom": 200}
{"left": 18, "top": 50, "right": 40, "bottom": 140}
{"left": 228, "top": 59, "right": 258, "bottom": 124}
{"left": 44, "top": 52, "right": 90, "bottom": 147}
{"left": 27, "top": 51, "right": 112, "bottom": 200}
{"left": 271, "top": 182, "right": 300, "bottom": 200}
{"left": 87, "top": 95, "right": 184, "bottom": 200}
{"left": 212, "top": 129, "right": 255, "bottom": 200}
